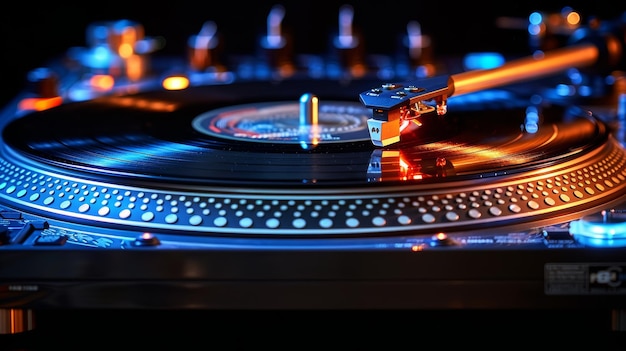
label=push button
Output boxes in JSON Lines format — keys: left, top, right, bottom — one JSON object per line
{"left": 132, "top": 232, "right": 161, "bottom": 247}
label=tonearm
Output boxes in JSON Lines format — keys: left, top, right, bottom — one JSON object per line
{"left": 359, "top": 16, "right": 626, "bottom": 147}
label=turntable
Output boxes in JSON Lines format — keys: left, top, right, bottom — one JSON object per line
{"left": 1, "top": 3, "right": 626, "bottom": 339}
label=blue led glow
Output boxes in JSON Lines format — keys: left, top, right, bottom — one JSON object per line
{"left": 555, "top": 84, "right": 575, "bottom": 96}
{"left": 618, "top": 94, "right": 626, "bottom": 121}
{"left": 448, "top": 90, "right": 514, "bottom": 107}
{"left": 578, "top": 85, "right": 592, "bottom": 96}
{"left": 524, "top": 106, "right": 540, "bottom": 133}
{"left": 566, "top": 69, "right": 583, "bottom": 84}
{"left": 463, "top": 52, "right": 505, "bottom": 70}
{"left": 415, "top": 65, "right": 431, "bottom": 78}
{"left": 529, "top": 12, "right": 543, "bottom": 25}
{"left": 530, "top": 94, "right": 543, "bottom": 105}
{"left": 527, "top": 23, "right": 542, "bottom": 36}
{"left": 83, "top": 46, "right": 116, "bottom": 69}
{"left": 68, "top": 86, "right": 96, "bottom": 101}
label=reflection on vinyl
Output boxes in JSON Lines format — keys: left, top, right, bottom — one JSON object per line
{"left": 1, "top": 81, "right": 625, "bottom": 239}
{"left": 1, "top": 84, "right": 609, "bottom": 186}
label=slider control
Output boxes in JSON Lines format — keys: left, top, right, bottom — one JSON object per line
{"left": 332, "top": 4, "right": 366, "bottom": 77}
{"left": 188, "top": 21, "right": 224, "bottom": 71}
{"left": 76, "top": 19, "right": 163, "bottom": 80}
{"left": 259, "top": 4, "right": 294, "bottom": 76}
{"left": 404, "top": 20, "right": 435, "bottom": 77}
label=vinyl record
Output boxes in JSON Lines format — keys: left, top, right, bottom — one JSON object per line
{"left": 1, "top": 81, "right": 607, "bottom": 188}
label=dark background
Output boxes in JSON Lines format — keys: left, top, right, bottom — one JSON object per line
{"left": 1, "top": 1, "right": 625, "bottom": 348}
{"left": 0, "top": 1, "right": 620, "bottom": 107}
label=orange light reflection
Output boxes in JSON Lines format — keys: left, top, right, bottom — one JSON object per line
{"left": 89, "top": 75, "right": 115, "bottom": 91}
{"left": 566, "top": 12, "right": 580, "bottom": 26}
{"left": 162, "top": 76, "right": 190, "bottom": 90}
{"left": 435, "top": 232, "right": 447, "bottom": 240}
{"left": 411, "top": 244, "right": 425, "bottom": 252}
{"left": 101, "top": 96, "right": 178, "bottom": 112}
{"left": 18, "top": 96, "right": 63, "bottom": 112}
{"left": 126, "top": 55, "right": 145, "bottom": 81}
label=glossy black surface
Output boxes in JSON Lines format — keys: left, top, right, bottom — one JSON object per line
{"left": 1, "top": 1, "right": 625, "bottom": 344}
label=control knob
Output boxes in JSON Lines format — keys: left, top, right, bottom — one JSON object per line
{"left": 569, "top": 209, "right": 626, "bottom": 247}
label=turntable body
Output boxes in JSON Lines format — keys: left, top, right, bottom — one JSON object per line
{"left": 1, "top": 4, "right": 626, "bottom": 336}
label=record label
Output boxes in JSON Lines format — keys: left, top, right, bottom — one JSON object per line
{"left": 191, "top": 100, "right": 371, "bottom": 144}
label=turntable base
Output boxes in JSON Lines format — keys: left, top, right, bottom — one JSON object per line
{"left": 2, "top": 3, "right": 626, "bottom": 342}
{"left": 3, "top": 309, "right": 624, "bottom": 349}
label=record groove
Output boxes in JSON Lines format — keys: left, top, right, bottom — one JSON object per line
{"left": 0, "top": 83, "right": 625, "bottom": 238}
